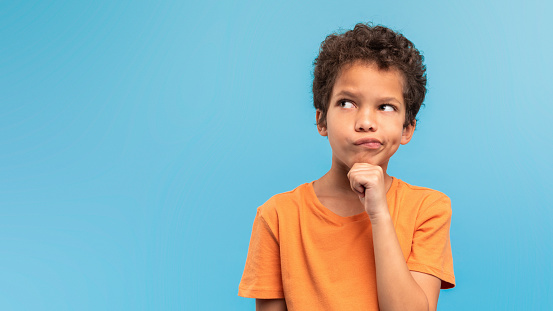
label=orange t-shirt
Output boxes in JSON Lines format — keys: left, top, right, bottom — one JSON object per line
{"left": 238, "top": 177, "right": 455, "bottom": 310}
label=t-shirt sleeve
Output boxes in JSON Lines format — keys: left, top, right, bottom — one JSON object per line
{"left": 406, "top": 193, "right": 456, "bottom": 289}
{"left": 238, "top": 206, "right": 284, "bottom": 298}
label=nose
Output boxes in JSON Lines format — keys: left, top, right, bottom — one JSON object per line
{"left": 355, "top": 109, "right": 377, "bottom": 132}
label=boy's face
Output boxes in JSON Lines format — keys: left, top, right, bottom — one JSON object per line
{"left": 316, "top": 61, "right": 415, "bottom": 171}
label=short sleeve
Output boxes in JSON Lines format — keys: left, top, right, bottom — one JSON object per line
{"left": 407, "top": 194, "right": 455, "bottom": 289}
{"left": 238, "top": 208, "right": 284, "bottom": 298}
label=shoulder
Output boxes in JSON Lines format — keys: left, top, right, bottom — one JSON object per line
{"left": 395, "top": 178, "right": 452, "bottom": 217}
{"left": 256, "top": 182, "right": 311, "bottom": 221}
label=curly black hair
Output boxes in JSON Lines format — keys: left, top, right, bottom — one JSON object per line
{"left": 313, "top": 23, "right": 427, "bottom": 128}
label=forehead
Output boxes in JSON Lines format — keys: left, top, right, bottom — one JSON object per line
{"left": 332, "top": 61, "right": 405, "bottom": 100}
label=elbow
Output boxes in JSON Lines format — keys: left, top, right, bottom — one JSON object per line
{"left": 406, "top": 300, "right": 429, "bottom": 311}
{"left": 382, "top": 294, "right": 429, "bottom": 311}
{"left": 417, "top": 293, "right": 430, "bottom": 311}
{"left": 407, "top": 291, "right": 430, "bottom": 311}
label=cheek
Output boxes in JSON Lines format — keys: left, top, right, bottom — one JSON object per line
{"left": 326, "top": 129, "right": 348, "bottom": 153}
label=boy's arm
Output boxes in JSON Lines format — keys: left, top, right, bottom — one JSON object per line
{"left": 411, "top": 271, "right": 441, "bottom": 311}
{"left": 256, "top": 299, "right": 287, "bottom": 311}
{"left": 348, "top": 163, "right": 441, "bottom": 311}
{"left": 371, "top": 215, "right": 441, "bottom": 311}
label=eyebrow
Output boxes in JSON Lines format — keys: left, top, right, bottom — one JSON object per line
{"left": 334, "top": 91, "right": 402, "bottom": 104}
{"left": 334, "top": 90, "right": 359, "bottom": 99}
{"left": 379, "top": 97, "right": 402, "bottom": 104}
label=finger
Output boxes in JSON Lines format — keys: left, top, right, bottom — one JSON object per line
{"left": 351, "top": 179, "right": 366, "bottom": 197}
{"left": 355, "top": 186, "right": 365, "bottom": 197}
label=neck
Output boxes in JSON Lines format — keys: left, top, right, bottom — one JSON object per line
{"left": 317, "top": 158, "right": 393, "bottom": 199}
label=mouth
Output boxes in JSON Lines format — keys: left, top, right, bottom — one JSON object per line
{"left": 354, "top": 138, "right": 382, "bottom": 149}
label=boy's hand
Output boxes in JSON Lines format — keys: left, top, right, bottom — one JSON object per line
{"left": 347, "top": 163, "right": 389, "bottom": 220}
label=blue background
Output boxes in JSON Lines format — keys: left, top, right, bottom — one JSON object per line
{"left": 1, "top": 0, "right": 552, "bottom": 310}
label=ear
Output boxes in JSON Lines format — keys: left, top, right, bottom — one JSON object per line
{"left": 400, "top": 120, "right": 416, "bottom": 145}
{"left": 316, "top": 110, "right": 328, "bottom": 137}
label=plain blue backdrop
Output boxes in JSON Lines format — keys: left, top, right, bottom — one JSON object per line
{"left": 1, "top": 0, "right": 552, "bottom": 310}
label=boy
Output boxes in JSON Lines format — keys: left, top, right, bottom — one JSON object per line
{"left": 238, "top": 23, "right": 455, "bottom": 311}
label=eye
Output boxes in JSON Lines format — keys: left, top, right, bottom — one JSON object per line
{"left": 380, "top": 104, "right": 396, "bottom": 112}
{"left": 339, "top": 100, "right": 355, "bottom": 109}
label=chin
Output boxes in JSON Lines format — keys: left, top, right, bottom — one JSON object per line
{"left": 350, "top": 156, "right": 381, "bottom": 166}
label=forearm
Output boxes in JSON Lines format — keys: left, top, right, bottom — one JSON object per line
{"left": 371, "top": 214, "right": 428, "bottom": 311}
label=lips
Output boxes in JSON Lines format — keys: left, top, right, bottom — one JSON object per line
{"left": 354, "top": 137, "right": 382, "bottom": 148}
